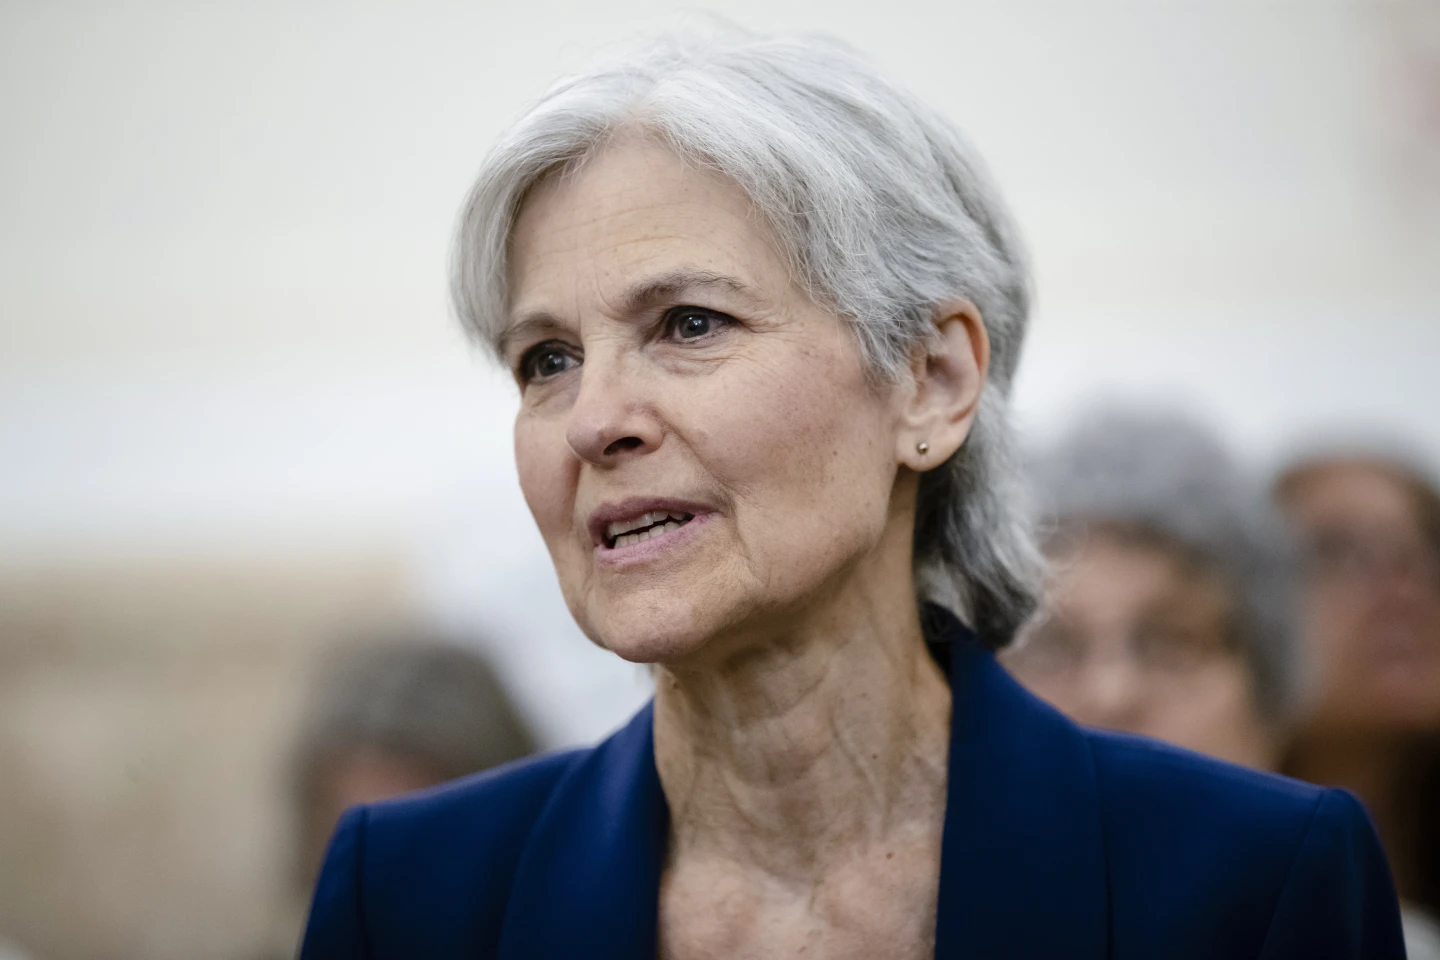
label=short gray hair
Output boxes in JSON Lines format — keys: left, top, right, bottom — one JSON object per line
{"left": 295, "top": 636, "right": 535, "bottom": 785}
{"left": 292, "top": 633, "right": 536, "bottom": 884}
{"left": 451, "top": 30, "right": 1041, "bottom": 644}
{"left": 1028, "top": 408, "right": 1304, "bottom": 723}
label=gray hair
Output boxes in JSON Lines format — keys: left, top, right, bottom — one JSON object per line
{"left": 295, "top": 635, "right": 535, "bottom": 786}
{"left": 291, "top": 633, "right": 536, "bottom": 885}
{"left": 1028, "top": 408, "right": 1304, "bottom": 724}
{"left": 451, "top": 30, "right": 1041, "bottom": 644}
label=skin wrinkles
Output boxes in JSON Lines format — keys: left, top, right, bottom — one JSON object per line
{"left": 501, "top": 269, "right": 772, "bottom": 365}
{"left": 506, "top": 136, "right": 988, "bottom": 959}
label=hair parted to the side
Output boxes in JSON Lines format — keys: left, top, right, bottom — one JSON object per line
{"left": 451, "top": 29, "right": 1041, "bottom": 645}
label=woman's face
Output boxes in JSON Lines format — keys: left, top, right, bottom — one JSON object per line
{"left": 1282, "top": 463, "right": 1440, "bottom": 734}
{"left": 503, "top": 140, "right": 916, "bottom": 666}
{"left": 1002, "top": 533, "right": 1277, "bottom": 770}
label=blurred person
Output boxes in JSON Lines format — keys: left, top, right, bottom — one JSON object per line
{"left": 274, "top": 634, "right": 533, "bottom": 957}
{"left": 1276, "top": 449, "right": 1440, "bottom": 957}
{"left": 1002, "top": 409, "right": 1300, "bottom": 772}
{"left": 292, "top": 634, "right": 536, "bottom": 886}
{"left": 301, "top": 31, "right": 1403, "bottom": 959}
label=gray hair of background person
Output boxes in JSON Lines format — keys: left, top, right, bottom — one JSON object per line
{"left": 1027, "top": 408, "right": 1304, "bottom": 724}
{"left": 450, "top": 30, "right": 1041, "bottom": 644}
{"left": 293, "top": 634, "right": 536, "bottom": 805}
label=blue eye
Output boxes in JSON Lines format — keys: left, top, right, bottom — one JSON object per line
{"left": 519, "top": 342, "right": 578, "bottom": 382}
{"left": 664, "top": 307, "right": 730, "bottom": 341}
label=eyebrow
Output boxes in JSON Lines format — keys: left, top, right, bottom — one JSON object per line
{"left": 617, "top": 269, "right": 756, "bottom": 315}
{"left": 499, "top": 268, "right": 762, "bottom": 357}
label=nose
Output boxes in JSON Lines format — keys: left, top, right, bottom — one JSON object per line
{"left": 1078, "top": 654, "right": 1147, "bottom": 733}
{"left": 564, "top": 352, "right": 663, "bottom": 466}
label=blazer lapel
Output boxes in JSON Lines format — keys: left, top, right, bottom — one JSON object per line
{"left": 930, "top": 609, "right": 1111, "bottom": 959}
{"left": 496, "top": 703, "right": 667, "bottom": 960}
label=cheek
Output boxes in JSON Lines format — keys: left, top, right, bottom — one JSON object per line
{"left": 690, "top": 340, "right": 893, "bottom": 529}
{"left": 514, "top": 413, "right": 575, "bottom": 539}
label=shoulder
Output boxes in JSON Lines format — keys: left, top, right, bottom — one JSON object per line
{"left": 364, "top": 746, "right": 584, "bottom": 857}
{"left": 300, "top": 747, "right": 588, "bottom": 959}
{"left": 1085, "top": 728, "right": 1326, "bottom": 903}
{"left": 301, "top": 701, "right": 664, "bottom": 959}
{"left": 1084, "top": 729, "right": 1404, "bottom": 958}
{"left": 1087, "top": 728, "right": 1326, "bottom": 844}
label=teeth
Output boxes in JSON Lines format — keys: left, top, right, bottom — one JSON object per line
{"left": 608, "top": 518, "right": 686, "bottom": 549}
{"left": 605, "top": 510, "right": 689, "bottom": 540}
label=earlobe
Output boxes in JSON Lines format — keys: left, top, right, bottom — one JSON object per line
{"left": 898, "top": 300, "right": 990, "bottom": 470}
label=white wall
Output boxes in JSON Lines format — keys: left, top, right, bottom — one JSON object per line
{"left": 2, "top": 0, "right": 1437, "bottom": 745}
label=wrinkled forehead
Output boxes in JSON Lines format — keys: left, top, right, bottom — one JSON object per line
{"left": 504, "top": 139, "right": 794, "bottom": 327}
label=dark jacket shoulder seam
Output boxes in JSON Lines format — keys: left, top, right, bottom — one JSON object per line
{"left": 1082, "top": 732, "right": 1115, "bottom": 958}
{"left": 492, "top": 747, "right": 607, "bottom": 949}
{"left": 1254, "top": 788, "right": 1330, "bottom": 958}
{"left": 354, "top": 804, "right": 373, "bottom": 960}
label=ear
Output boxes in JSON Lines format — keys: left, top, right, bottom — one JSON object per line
{"left": 896, "top": 299, "right": 990, "bottom": 471}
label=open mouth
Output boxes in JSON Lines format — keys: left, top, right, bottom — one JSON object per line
{"left": 603, "top": 510, "right": 695, "bottom": 550}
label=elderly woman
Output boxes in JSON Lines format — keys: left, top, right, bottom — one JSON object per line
{"left": 1001, "top": 410, "right": 1299, "bottom": 771}
{"left": 301, "top": 33, "right": 1403, "bottom": 959}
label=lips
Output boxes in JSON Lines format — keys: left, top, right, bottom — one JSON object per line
{"left": 587, "top": 497, "right": 714, "bottom": 553}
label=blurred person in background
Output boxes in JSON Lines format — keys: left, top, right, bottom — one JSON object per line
{"left": 278, "top": 634, "right": 534, "bottom": 956}
{"left": 1275, "top": 449, "right": 1440, "bottom": 958}
{"left": 1002, "top": 409, "right": 1301, "bottom": 772}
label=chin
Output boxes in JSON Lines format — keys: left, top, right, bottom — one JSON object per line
{"left": 567, "top": 585, "right": 740, "bottom": 666}
{"left": 586, "top": 609, "right": 721, "bottom": 666}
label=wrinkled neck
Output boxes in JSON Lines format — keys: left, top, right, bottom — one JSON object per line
{"left": 652, "top": 577, "right": 951, "bottom": 883}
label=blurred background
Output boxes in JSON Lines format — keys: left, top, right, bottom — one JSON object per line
{"left": 1, "top": 0, "right": 1437, "bottom": 957}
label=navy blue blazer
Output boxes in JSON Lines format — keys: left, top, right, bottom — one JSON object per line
{"left": 302, "top": 608, "right": 1405, "bottom": 959}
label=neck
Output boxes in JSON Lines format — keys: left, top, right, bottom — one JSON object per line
{"left": 652, "top": 566, "right": 952, "bottom": 884}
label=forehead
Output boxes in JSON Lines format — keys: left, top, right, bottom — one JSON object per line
{"left": 506, "top": 139, "right": 791, "bottom": 319}
{"left": 1287, "top": 463, "right": 1426, "bottom": 535}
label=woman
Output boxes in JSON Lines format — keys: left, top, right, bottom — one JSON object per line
{"left": 1275, "top": 449, "right": 1440, "bottom": 958}
{"left": 302, "top": 32, "right": 1403, "bottom": 959}
{"left": 291, "top": 635, "right": 535, "bottom": 893}
{"left": 266, "top": 635, "right": 534, "bottom": 960}
{"left": 1003, "top": 409, "right": 1299, "bottom": 771}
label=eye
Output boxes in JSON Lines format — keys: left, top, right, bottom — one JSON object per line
{"left": 518, "top": 341, "right": 579, "bottom": 382}
{"left": 662, "top": 306, "right": 732, "bottom": 342}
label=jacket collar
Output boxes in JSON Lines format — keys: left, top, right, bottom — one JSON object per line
{"left": 928, "top": 606, "right": 1110, "bottom": 958}
{"left": 497, "top": 607, "right": 1110, "bottom": 959}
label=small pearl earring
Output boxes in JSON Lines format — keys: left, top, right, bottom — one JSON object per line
{"left": 916, "top": 441, "right": 929, "bottom": 455}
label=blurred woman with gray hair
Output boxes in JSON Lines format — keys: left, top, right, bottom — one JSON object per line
{"left": 301, "top": 30, "right": 1402, "bottom": 959}
{"left": 266, "top": 635, "right": 535, "bottom": 960}
{"left": 1002, "top": 409, "right": 1301, "bottom": 770}
{"left": 292, "top": 635, "right": 536, "bottom": 889}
